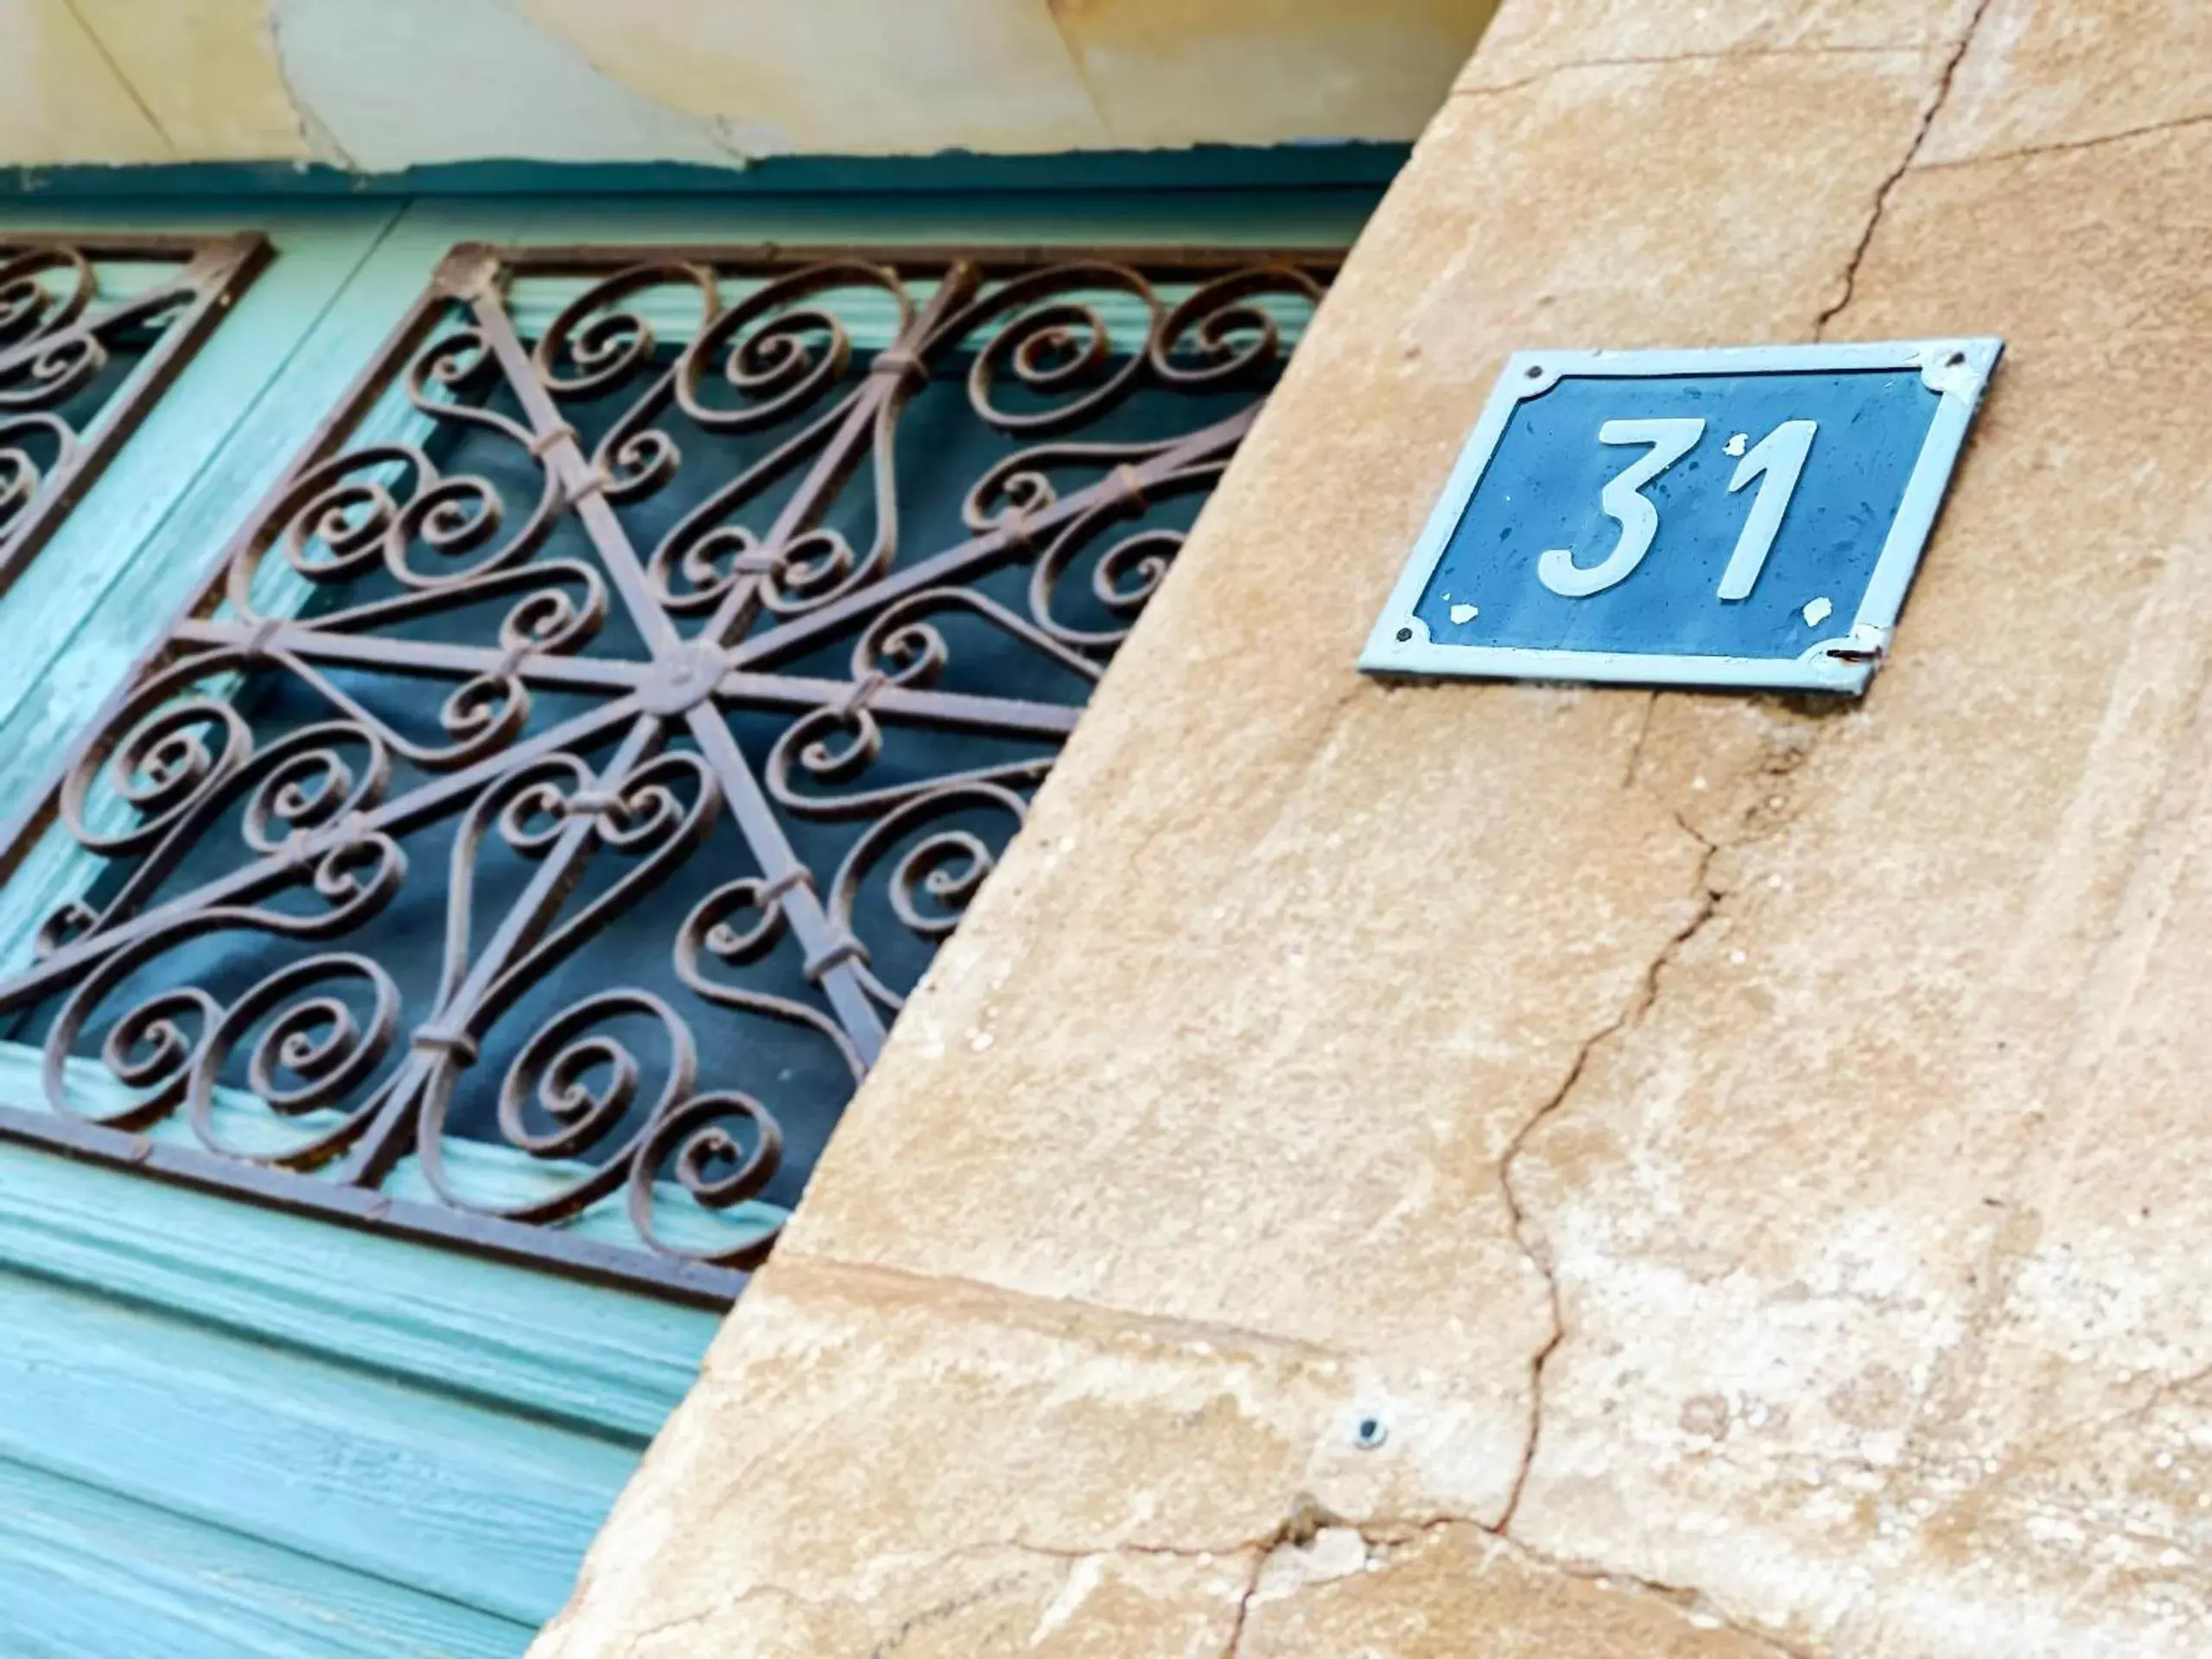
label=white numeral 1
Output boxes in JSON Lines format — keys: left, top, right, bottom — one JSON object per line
{"left": 1716, "top": 419, "right": 1817, "bottom": 601}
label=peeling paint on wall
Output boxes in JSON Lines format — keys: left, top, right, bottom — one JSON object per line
{"left": 1051, "top": 0, "right": 1503, "bottom": 146}
{"left": 272, "top": 0, "right": 733, "bottom": 169}
{"left": 517, "top": 0, "right": 1109, "bottom": 157}
{"left": 0, "top": 0, "right": 1499, "bottom": 169}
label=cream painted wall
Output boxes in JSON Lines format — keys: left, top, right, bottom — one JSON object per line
{"left": 0, "top": 0, "right": 1497, "bottom": 170}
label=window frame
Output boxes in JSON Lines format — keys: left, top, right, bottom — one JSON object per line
{"left": 0, "top": 188, "right": 1371, "bottom": 1653}
{"left": 0, "top": 194, "right": 1361, "bottom": 1301}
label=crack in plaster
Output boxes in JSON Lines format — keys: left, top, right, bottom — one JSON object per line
{"left": 1041, "top": 0, "right": 1117, "bottom": 146}
{"left": 2089, "top": 1357, "right": 2212, "bottom": 1439}
{"left": 1103, "top": 1516, "right": 1814, "bottom": 1659}
{"left": 1218, "top": 1541, "right": 1278, "bottom": 1655}
{"left": 1476, "top": 685, "right": 1849, "bottom": 1645}
{"left": 267, "top": 0, "right": 741, "bottom": 175}
{"left": 703, "top": 119, "right": 770, "bottom": 167}
{"left": 58, "top": 0, "right": 175, "bottom": 156}
{"left": 1814, "top": 0, "right": 1994, "bottom": 338}
{"left": 505, "top": 10, "right": 763, "bottom": 168}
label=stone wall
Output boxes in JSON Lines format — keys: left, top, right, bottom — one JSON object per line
{"left": 536, "top": 1, "right": 2212, "bottom": 1651}
{"left": 0, "top": 0, "right": 1494, "bottom": 170}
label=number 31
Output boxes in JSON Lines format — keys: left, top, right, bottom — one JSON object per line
{"left": 1536, "top": 417, "right": 1817, "bottom": 601}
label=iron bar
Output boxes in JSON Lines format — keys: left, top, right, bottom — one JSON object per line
{"left": 0, "top": 239, "right": 1338, "bottom": 1302}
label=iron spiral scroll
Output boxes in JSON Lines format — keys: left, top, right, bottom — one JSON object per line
{"left": 0, "top": 240, "right": 1334, "bottom": 1303}
{"left": 0, "top": 232, "right": 266, "bottom": 592}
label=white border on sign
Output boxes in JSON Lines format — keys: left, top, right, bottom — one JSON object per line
{"left": 1357, "top": 337, "right": 2004, "bottom": 694}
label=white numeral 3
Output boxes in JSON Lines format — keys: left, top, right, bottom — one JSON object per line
{"left": 1537, "top": 417, "right": 1705, "bottom": 598}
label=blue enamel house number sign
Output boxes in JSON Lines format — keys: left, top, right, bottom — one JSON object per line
{"left": 1360, "top": 339, "right": 2001, "bottom": 693}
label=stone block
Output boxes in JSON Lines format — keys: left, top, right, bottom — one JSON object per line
{"left": 1238, "top": 1522, "right": 1787, "bottom": 1657}
{"left": 1924, "top": 0, "right": 2212, "bottom": 166}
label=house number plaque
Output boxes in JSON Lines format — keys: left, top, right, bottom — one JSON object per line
{"left": 1361, "top": 339, "right": 2002, "bottom": 693}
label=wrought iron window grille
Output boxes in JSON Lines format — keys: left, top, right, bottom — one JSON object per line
{"left": 0, "top": 232, "right": 268, "bottom": 590}
{"left": 0, "top": 239, "right": 1335, "bottom": 1304}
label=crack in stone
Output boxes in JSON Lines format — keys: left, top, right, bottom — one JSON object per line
{"left": 1621, "top": 690, "right": 1661, "bottom": 789}
{"left": 1464, "top": 27, "right": 2020, "bottom": 1599}
{"left": 610, "top": 1538, "right": 1264, "bottom": 1656}
{"left": 1569, "top": 1571, "right": 1812, "bottom": 1658}
{"left": 871, "top": 1572, "right": 1036, "bottom": 1657}
{"left": 1478, "top": 1532, "right": 1815, "bottom": 1659}
{"left": 1215, "top": 1495, "right": 1342, "bottom": 1657}
{"left": 1814, "top": 0, "right": 1994, "bottom": 337}
{"left": 770, "top": 1249, "right": 1351, "bottom": 1371}
{"left": 765, "top": 705, "right": 1821, "bottom": 1658}
{"left": 1454, "top": 41, "right": 1936, "bottom": 104}
{"left": 1217, "top": 1510, "right": 1808, "bottom": 1657}
{"left": 1219, "top": 1549, "right": 1268, "bottom": 1657}
{"left": 1916, "top": 108, "right": 2212, "bottom": 174}
{"left": 620, "top": 1603, "right": 720, "bottom": 1652}
{"left": 1479, "top": 697, "right": 1860, "bottom": 1638}
{"left": 616, "top": 1505, "right": 1814, "bottom": 1656}
{"left": 1495, "top": 792, "right": 1722, "bottom": 1534}
{"left": 1003, "top": 1532, "right": 1275, "bottom": 1566}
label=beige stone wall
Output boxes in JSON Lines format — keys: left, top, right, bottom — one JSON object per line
{"left": 537, "top": 0, "right": 2212, "bottom": 1653}
{"left": 0, "top": 0, "right": 1493, "bottom": 169}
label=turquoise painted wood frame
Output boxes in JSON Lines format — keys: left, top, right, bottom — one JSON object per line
{"left": 0, "top": 188, "right": 1377, "bottom": 1656}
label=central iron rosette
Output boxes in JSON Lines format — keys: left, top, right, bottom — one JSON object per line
{"left": 0, "top": 241, "right": 1333, "bottom": 1300}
